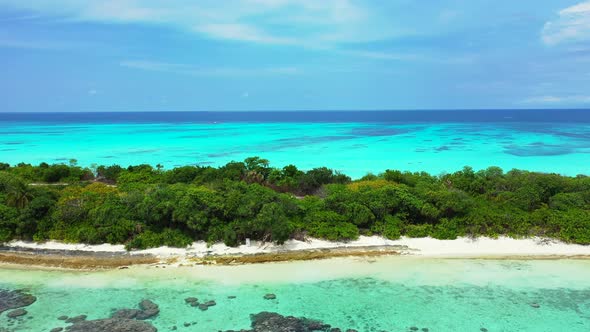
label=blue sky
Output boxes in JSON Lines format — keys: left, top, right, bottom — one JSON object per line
{"left": 0, "top": 0, "right": 589, "bottom": 112}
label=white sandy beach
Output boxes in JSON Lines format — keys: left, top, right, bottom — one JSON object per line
{"left": 5, "top": 236, "right": 590, "bottom": 262}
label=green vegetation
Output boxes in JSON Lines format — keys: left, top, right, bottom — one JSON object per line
{"left": 0, "top": 159, "right": 588, "bottom": 249}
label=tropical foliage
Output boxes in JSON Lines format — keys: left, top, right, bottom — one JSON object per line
{"left": 0, "top": 159, "right": 588, "bottom": 248}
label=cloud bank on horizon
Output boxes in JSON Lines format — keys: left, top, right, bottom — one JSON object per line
{"left": 0, "top": 0, "right": 589, "bottom": 111}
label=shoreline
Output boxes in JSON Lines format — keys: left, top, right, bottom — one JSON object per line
{"left": 1, "top": 236, "right": 590, "bottom": 270}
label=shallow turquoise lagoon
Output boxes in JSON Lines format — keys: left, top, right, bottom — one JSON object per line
{"left": 1, "top": 122, "right": 590, "bottom": 177}
{"left": 1, "top": 257, "right": 589, "bottom": 331}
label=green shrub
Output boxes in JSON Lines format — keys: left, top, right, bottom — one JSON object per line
{"left": 0, "top": 158, "right": 590, "bottom": 247}
{"left": 0, "top": 204, "right": 18, "bottom": 242}
{"left": 43, "top": 165, "right": 71, "bottom": 183}
{"left": 431, "top": 218, "right": 461, "bottom": 240}
{"left": 549, "top": 193, "right": 587, "bottom": 211}
{"left": 308, "top": 222, "right": 359, "bottom": 241}
{"left": 405, "top": 224, "right": 433, "bottom": 238}
{"left": 125, "top": 228, "right": 193, "bottom": 250}
{"left": 381, "top": 215, "right": 403, "bottom": 240}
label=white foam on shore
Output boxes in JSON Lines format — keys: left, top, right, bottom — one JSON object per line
{"left": 6, "top": 235, "right": 590, "bottom": 262}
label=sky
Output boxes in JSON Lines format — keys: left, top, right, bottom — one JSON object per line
{"left": 0, "top": 0, "right": 590, "bottom": 112}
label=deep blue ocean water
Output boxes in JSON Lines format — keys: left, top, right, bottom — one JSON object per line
{"left": 1, "top": 109, "right": 590, "bottom": 124}
{"left": 1, "top": 110, "right": 589, "bottom": 177}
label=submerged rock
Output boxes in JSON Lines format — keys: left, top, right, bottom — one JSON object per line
{"left": 65, "top": 318, "right": 157, "bottom": 332}
{"left": 64, "top": 300, "right": 159, "bottom": 332}
{"left": 263, "top": 294, "right": 276, "bottom": 300}
{"left": 0, "top": 289, "right": 37, "bottom": 313}
{"left": 136, "top": 309, "right": 159, "bottom": 320}
{"left": 184, "top": 297, "right": 198, "bottom": 304}
{"left": 7, "top": 308, "right": 27, "bottom": 318}
{"left": 139, "top": 300, "right": 158, "bottom": 312}
{"left": 50, "top": 328, "right": 64, "bottom": 332}
{"left": 137, "top": 299, "right": 160, "bottom": 320}
{"left": 112, "top": 309, "right": 142, "bottom": 320}
{"left": 228, "top": 312, "right": 334, "bottom": 332}
{"left": 204, "top": 300, "right": 216, "bottom": 307}
{"left": 58, "top": 316, "right": 69, "bottom": 321}
{"left": 65, "top": 315, "right": 87, "bottom": 324}
{"left": 111, "top": 299, "right": 159, "bottom": 320}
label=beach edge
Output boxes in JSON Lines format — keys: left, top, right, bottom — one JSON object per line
{"left": 1, "top": 235, "right": 590, "bottom": 270}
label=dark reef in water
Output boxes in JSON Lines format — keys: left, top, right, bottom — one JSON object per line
{"left": 65, "top": 318, "right": 157, "bottom": 332}
{"left": 349, "top": 127, "right": 415, "bottom": 137}
{"left": 0, "top": 289, "right": 36, "bottom": 314}
{"left": 60, "top": 300, "right": 160, "bottom": 332}
{"left": 225, "top": 312, "right": 358, "bottom": 332}
{"left": 503, "top": 142, "right": 579, "bottom": 156}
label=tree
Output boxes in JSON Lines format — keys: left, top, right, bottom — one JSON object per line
{"left": 381, "top": 214, "right": 403, "bottom": 240}
{"left": 164, "top": 166, "right": 200, "bottom": 184}
{"left": 267, "top": 164, "right": 304, "bottom": 192}
{"left": 96, "top": 165, "right": 123, "bottom": 182}
{"left": 174, "top": 186, "right": 223, "bottom": 236}
{"left": 244, "top": 156, "right": 270, "bottom": 172}
{"left": 244, "top": 157, "right": 271, "bottom": 183}
{"left": 0, "top": 159, "right": 588, "bottom": 248}
{"left": 43, "top": 164, "right": 71, "bottom": 182}
{"left": 255, "top": 202, "right": 291, "bottom": 244}
{"left": 0, "top": 204, "right": 18, "bottom": 242}
{"left": 298, "top": 167, "right": 335, "bottom": 194}
{"left": 6, "top": 180, "right": 33, "bottom": 209}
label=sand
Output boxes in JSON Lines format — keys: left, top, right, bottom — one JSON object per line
{"left": 5, "top": 235, "right": 590, "bottom": 264}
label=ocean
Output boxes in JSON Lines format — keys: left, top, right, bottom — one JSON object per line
{"left": 1, "top": 110, "right": 590, "bottom": 332}
{"left": 1, "top": 257, "right": 589, "bottom": 331}
{"left": 0, "top": 109, "right": 589, "bottom": 177}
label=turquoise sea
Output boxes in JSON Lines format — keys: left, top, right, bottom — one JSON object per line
{"left": 1, "top": 257, "right": 589, "bottom": 332}
{"left": 1, "top": 110, "right": 590, "bottom": 331}
{"left": 1, "top": 110, "right": 590, "bottom": 177}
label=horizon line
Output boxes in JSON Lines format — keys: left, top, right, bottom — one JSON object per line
{"left": 1, "top": 108, "right": 590, "bottom": 114}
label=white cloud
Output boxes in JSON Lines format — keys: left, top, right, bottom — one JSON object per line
{"left": 120, "top": 60, "right": 186, "bottom": 72}
{"left": 120, "top": 60, "right": 299, "bottom": 76}
{"left": 542, "top": 1, "right": 590, "bottom": 45}
{"left": 522, "top": 95, "right": 590, "bottom": 104}
{"left": 0, "top": 1, "right": 483, "bottom": 64}
{"left": 0, "top": 0, "right": 386, "bottom": 47}
{"left": 195, "top": 23, "right": 295, "bottom": 44}
{"left": 342, "top": 50, "right": 476, "bottom": 64}
{"left": 343, "top": 50, "right": 421, "bottom": 61}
